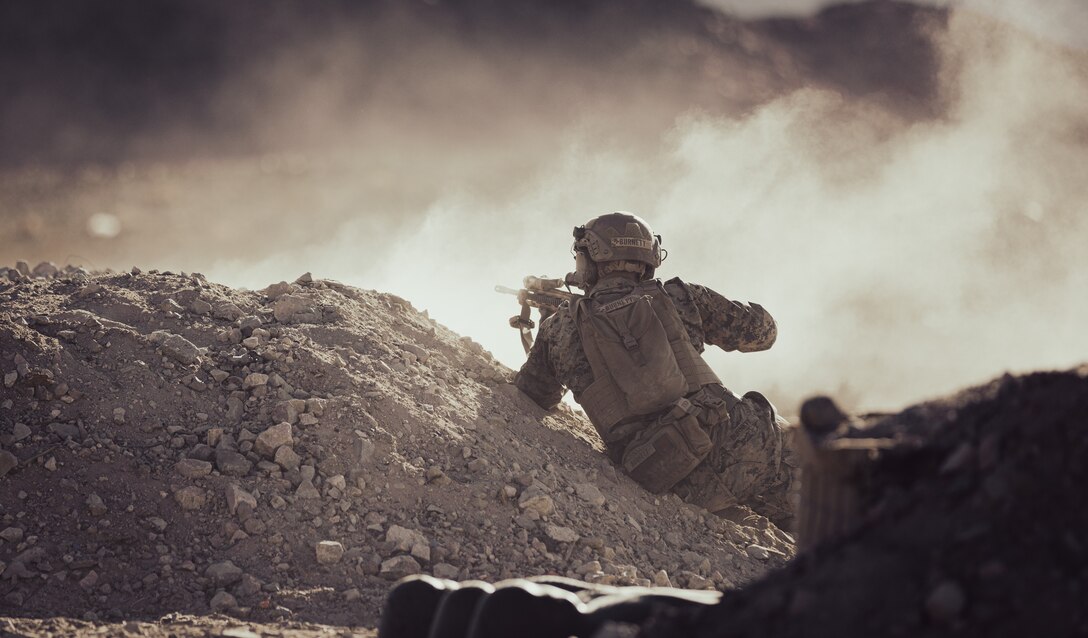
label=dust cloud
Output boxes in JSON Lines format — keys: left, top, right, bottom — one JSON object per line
{"left": 5, "top": 4, "right": 1086, "bottom": 414}
{"left": 210, "top": 12, "right": 1086, "bottom": 413}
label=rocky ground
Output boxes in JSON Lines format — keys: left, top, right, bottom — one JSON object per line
{"left": 0, "top": 263, "right": 794, "bottom": 636}
{"left": 639, "top": 366, "right": 1088, "bottom": 637}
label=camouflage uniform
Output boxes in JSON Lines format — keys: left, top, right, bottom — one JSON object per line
{"left": 515, "top": 276, "right": 795, "bottom": 527}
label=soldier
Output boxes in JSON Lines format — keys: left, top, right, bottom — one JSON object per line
{"left": 514, "top": 212, "right": 795, "bottom": 528}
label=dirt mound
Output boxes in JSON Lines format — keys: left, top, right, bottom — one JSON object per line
{"left": 0, "top": 265, "right": 792, "bottom": 631}
{"left": 635, "top": 367, "right": 1088, "bottom": 637}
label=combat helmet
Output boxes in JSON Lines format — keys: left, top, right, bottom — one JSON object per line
{"left": 570, "top": 212, "right": 664, "bottom": 288}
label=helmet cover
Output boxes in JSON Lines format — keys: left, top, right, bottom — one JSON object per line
{"left": 573, "top": 212, "right": 663, "bottom": 268}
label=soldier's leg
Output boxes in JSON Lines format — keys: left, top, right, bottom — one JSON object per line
{"left": 680, "top": 391, "right": 798, "bottom": 530}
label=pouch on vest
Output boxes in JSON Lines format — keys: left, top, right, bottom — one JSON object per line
{"left": 583, "top": 293, "right": 687, "bottom": 415}
{"left": 621, "top": 413, "right": 713, "bottom": 493}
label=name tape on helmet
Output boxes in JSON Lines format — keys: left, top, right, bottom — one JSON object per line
{"left": 610, "top": 237, "right": 654, "bottom": 249}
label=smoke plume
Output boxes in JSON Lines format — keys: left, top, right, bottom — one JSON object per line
{"left": 3, "top": 4, "right": 1086, "bottom": 414}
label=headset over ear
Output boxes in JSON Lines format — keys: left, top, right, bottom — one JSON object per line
{"left": 569, "top": 225, "right": 598, "bottom": 290}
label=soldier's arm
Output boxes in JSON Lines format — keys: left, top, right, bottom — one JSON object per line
{"left": 688, "top": 283, "right": 778, "bottom": 352}
{"left": 514, "top": 323, "right": 566, "bottom": 410}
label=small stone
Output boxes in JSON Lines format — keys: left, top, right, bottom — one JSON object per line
{"left": 263, "top": 282, "right": 293, "bottom": 300}
{"left": 653, "top": 569, "right": 672, "bottom": 587}
{"left": 574, "top": 483, "right": 607, "bottom": 507}
{"left": 295, "top": 480, "right": 320, "bottom": 499}
{"left": 544, "top": 524, "right": 579, "bottom": 543}
{"left": 353, "top": 436, "right": 377, "bottom": 467}
{"left": 3, "top": 372, "right": 17, "bottom": 388}
{"left": 174, "top": 486, "right": 207, "bottom": 510}
{"left": 746, "top": 545, "right": 770, "bottom": 561}
{"left": 271, "top": 401, "right": 300, "bottom": 425}
{"left": 86, "top": 493, "right": 108, "bottom": 517}
{"left": 925, "top": 581, "right": 966, "bottom": 623}
{"left": 155, "top": 332, "right": 203, "bottom": 365}
{"left": 44, "top": 457, "right": 57, "bottom": 471}
{"left": 433, "top": 563, "right": 460, "bottom": 579}
{"left": 0, "top": 527, "right": 24, "bottom": 543}
{"left": 273, "top": 446, "right": 300, "bottom": 471}
{"left": 234, "top": 574, "right": 263, "bottom": 598}
{"left": 226, "top": 397, "right": 245, "bottom": 424}
{"left": 380, "top": 555, "right": 422, "bottom": 580}
{"left": 425, "top": 467, "right": 451, "bottom": 486}
{"left": 386, "top": 525, "right": 429, "bottom": 553}
{"left": 214, "top": 302, "right": 245, "bottom": 321}
{"left": 48, "top": 422, "right": 80, "bottom": 440}
{"left": 190, "top": 299, "right": 212, "bottom": 315}
{"left": 305, "top": 398, "right": 327, "bottom": 417}
{"left": 209, "top": 590, "right": 238, "bottom": 612}
{"left": 298, "top": 413, "right": 318, "bottom": 427}
{"left": 79, "top": 570, "right": 99, "bottom": 590}
{"left": 0, "top": 450, "right": 19, "bottom": 478}
{"left": 411, "top": 543, "right": 431, "bottom": 562}
{"left": 316, "top": 540, "right": 345, "bottom": 565}
{"left": 399, "top": 343, "right": 430, "bottom": 364}
{"left": 225, "top": 484, "right": 257, "bottom": 515}
{"left": 518, "top": 491, "right": 555, "bottom": 518}
{"left": 215, "top": 449, "right": 253, "bottom": 477}
{"left": 174, "top": 458, "right": 213, "bottom": 479}
{"left": 11, "top": 423, "right": 31, "bottom": 443}
{"left": 32, "top": 261, "right": 59, "bottom": 278}
{"left": 683, "top": 572, "right": 712, "bottom": 589}
{"left": 243, "top": 373, "right": 269, "bottom": 389}
{"left": 255, "top": 422, "right": 293, "bottom": 458}
{"left": 274, "top": 295, "right": 315, "bottom": 323}
{"left": 160, "top": 299, "right": 185, "bottom": 313}
{"left": 241, "top": 336, "right": 260, "bottom": 349}
{"left": 205, "top": 560, "right": 244, "bottom": 586}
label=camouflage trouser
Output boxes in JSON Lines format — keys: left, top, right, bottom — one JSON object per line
{"left": 670, "top": 388, "right": 798, "bottom": 530}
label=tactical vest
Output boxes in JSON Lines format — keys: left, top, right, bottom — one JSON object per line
{"left": 573, "top": 279, "right": 721, "bottom": 442}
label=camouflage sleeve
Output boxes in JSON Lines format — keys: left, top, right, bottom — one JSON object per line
{"left": 689, "top": 283, "right": 778, "bottom": 352}
{"left": 513, "top": 319, "right": 566, "bottom": 410}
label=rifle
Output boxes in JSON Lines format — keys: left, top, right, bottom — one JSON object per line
{"left": 495, "top": 275, "right": 579, "bottom": 354}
